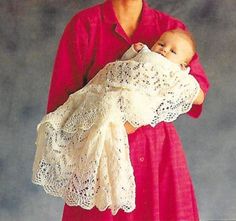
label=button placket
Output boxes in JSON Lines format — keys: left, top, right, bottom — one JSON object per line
{"left": 139, "top": 157, "right": 144, "bottom": 162}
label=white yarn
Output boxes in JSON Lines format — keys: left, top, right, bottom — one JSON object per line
{"left": 32, "top": 47, "right": 200, "bottom": 215}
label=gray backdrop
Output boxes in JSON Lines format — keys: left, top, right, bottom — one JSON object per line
{"left": 0, "top": 0, "right": 235, "bottom": 220}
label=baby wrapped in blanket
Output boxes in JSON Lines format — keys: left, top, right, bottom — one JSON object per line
{"left": 32, "top": 29, "right": 202, "bottom": 215}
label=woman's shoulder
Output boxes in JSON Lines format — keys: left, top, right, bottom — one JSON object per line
{"left": 67, "top": 3, "right": 103, "bottom": 27}
{"left": 150, "top": 7, "right": 187, "bottom": 31}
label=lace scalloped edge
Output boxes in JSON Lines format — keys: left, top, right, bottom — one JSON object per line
{"left": 31, "top": 179, "right": 136, "bottom": 215}
{"left": 149, "top": 82, "right": 201, "bottom": 127}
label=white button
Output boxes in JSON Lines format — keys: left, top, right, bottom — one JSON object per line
{"left": 139, "top": 157, "right": 144, "bottom": 162}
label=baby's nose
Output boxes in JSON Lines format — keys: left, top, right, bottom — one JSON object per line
{"left": 162, "top": 48, "right": 167, "bottom": 54}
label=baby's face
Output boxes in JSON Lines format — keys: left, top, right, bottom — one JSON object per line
{"left": 151, "top": 32, "right": 194, "bottom": 67}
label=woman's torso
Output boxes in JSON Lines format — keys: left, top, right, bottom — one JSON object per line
{"left": 61, "top": 1, "right": 205, "bottom": 220}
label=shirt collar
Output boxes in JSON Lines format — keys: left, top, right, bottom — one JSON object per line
{"left": 101, "top": 0, "right": 155, "bottom": 25}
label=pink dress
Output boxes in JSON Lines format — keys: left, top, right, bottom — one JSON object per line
{"left": 46, "top": 1, "right": 210, "bottom": 220}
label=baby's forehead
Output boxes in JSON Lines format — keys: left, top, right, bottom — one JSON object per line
{"left": 159, "top": 30, "right": 196, "bottom": 51}
{"left": 160, "top": 31, "right": 184, "bottom": 40}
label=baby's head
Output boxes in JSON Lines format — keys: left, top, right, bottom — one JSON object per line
{"left": 151, "top": 29, "right": 196, "bottom": 68}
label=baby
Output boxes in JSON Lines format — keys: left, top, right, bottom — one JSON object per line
{"left": 32, "top": 29, "right": 202, "bottom": 215}
{"left": 124, "top": 28, "right": 204, "bottom": 133}
{"left": 139, "top": 29, "right": 196, "bottom": 69}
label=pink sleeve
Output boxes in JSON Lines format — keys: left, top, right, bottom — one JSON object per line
{"left": 179, "top": 22, "right": 210, "bottom": 118}
{"left": 187, "top": 53, "right": 210, "bottom": 118}
{"left": 46, "top": 15, "right": 89, "bottom": 114}
{"left": 160, "top": 14, "right": 211, "bottom": 118}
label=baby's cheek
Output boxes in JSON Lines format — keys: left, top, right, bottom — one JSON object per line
{"left": 152, "top": 46, "right": 159, "bottom": 52}
{"left": 167, "top": 55, "right": 179, "bottom": 63}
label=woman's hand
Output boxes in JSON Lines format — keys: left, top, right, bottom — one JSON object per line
{"left": 124, "top": 122, "right": 137, "bottom": 134}
{"left": 193, "top": 88, "right": 205, "bottom": 105}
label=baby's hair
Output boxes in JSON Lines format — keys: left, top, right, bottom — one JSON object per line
{"left": 167, "top": 28, "right": 197, "bottom": 54}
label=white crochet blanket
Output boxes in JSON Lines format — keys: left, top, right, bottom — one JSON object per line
{"left": 32, "top": 46, "right": 200, "bottom": 215}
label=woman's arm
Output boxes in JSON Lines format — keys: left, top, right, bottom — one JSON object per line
{"left": 187, "top": 53, "right": 210, "bottom": 117}
{"left": 46, "top": 15, "right": 90, "bottom": 114}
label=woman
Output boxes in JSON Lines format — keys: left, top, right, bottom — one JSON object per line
{"left": 46, "top": 0, "right": 210, "bottom": 220}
